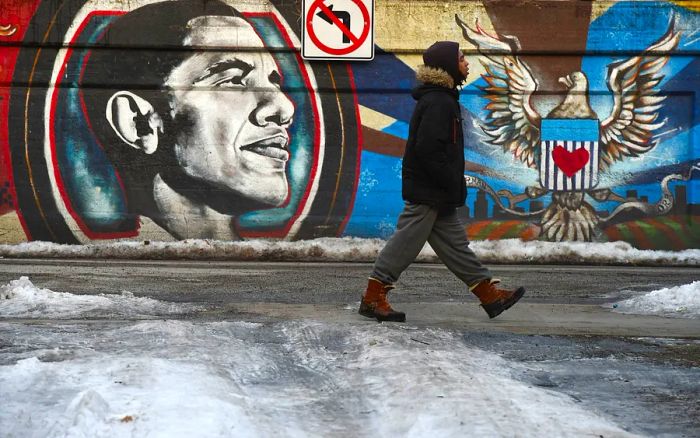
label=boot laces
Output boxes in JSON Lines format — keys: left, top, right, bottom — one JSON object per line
{"left": 374, "top": 290, "right": 396, "bottom": 313}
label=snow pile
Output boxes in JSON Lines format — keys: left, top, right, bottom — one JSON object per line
{"left": 0, "top": 237, "right": 698, "bottom": 266}
{"left": 609, "top": 281, "right": 700, "bottom": 319}
{"left": 0, "top": 276, "right": 197, "bottom": 318}
{"left": 0, "top": 320, "right": 635, "bottom": 437}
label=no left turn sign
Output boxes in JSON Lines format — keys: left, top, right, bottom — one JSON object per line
{"left": 302, "top": 0, "right": 374, "bottom": 61}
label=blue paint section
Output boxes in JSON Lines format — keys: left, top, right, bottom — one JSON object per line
{"left": 352, "top": 48, "right": 487, "bottom": 154}
{"left": 602, "top": 124, "right": 698, "bottom": 176}
{"left": 540, "top": 119, "right": 599, "bottom": 142}
{"left": 381, "top": 120, "right": 409, "bottom": 139}
{"left": 586, "top": 1, "right": 700, "bottom": 52}
{"left": 466, "top": 174, "right": 549, "bottom": 217}
{"left": 342, "top": 151, "right": 404, "bottom": 238}
{"left": 590, "top": 178, "right": 699, "bottom": 214}
{"left": 55, "top": 16, "right": 133, "bottom": 232}
{"left": 582, "top": 2, "right": 700, "bottom": 199}
{"left": 585, "top": 2, "right": 700, "bottom": 94}
{"left": 351, "top": 47, "right": 418, "bottom": 122}
{"left": 659, "top": 57, "right": 700, "bottom": 131}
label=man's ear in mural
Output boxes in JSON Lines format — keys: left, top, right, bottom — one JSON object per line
{"left": 106, "top": 91, "right": 164, "bottom": 155}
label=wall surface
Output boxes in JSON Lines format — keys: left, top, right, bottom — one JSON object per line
{"left": 0, "top": 0, "right": 698, "bottom": 248}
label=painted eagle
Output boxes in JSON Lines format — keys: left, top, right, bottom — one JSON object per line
{"left": 455, "top": 15, "right": 681, "bottom": 241}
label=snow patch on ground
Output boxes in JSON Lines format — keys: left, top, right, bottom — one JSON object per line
{"left": 609, "top": 281, "right": 700, "bottom": 319}
{"left": 0, "top": 320, "right": 637, "bottom": 438}
{"left": 0, "top": 277, "right": 197, "bottom": 318}
{"left": 0, "top": 237, "right": 697, "bottom": 265}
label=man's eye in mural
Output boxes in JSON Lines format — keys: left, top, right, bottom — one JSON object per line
{"left": 215, "top": 73, "right": 246, "bottom": 87}
{"left": 269, "top": 70, "right": 282, "bottom": 89}
{"left": 194, "top": 59, "right": 253, "bottom": 87}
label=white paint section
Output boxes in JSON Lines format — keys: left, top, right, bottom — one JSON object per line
{"left": 539, "top": 140, "right": 547, "bottom": 188}
{"left": 359, "top": 104, "right": 396, "bottom": 131}
{"left": 609, "top": 281, "right": 700, "bottom": 319}
{"left": 556, "top": 142, "right": 564, "bottom": 191}
{"left": 575, "top": 141, "right": 583, "bottom": 189}
{"left": 591, "top": 139, "right": 599, "bottom": 187}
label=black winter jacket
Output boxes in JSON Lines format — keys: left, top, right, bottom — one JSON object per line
{"left": 402, "top": 65, "right": 467, "bottom": 212}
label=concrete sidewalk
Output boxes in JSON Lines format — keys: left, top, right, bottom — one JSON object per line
{"left": 212, "top": 301, "right": 700, "bottom": 339}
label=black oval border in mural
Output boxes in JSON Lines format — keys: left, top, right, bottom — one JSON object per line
{"left": 9, "top": 0, "right": 84, "bottom": 243}
{"left": 271, "top": 0, "right": 361, "bottom": 240}
{"left": 9, "top": 0, "right": 361, "bottom": 243}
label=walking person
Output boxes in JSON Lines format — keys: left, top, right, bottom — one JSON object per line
{"left": 359, "top": 41, "right": 525, "bottom": 322}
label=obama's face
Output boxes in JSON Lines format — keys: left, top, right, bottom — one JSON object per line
{"left": 165, "top": 16, "right": 295, "bottom": 209}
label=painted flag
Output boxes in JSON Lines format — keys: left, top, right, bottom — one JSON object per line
{"left": 539, "top": 118, "right": 600, "bottom": 191}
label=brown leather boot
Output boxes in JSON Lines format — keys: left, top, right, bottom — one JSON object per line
{"left": 359, "top": 278, "right": 406, "bottom": 322}
{"left": 471, "top": 279, "right": 525, "bottom": 319}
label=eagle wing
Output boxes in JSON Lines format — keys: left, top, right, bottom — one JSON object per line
{"left": 600, "top": 22, "right": 680, "bottom": 168}
{"left": 456, "top": 15, "right": 541, "bottom": 168}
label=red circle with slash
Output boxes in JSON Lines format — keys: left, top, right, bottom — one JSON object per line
{"left": 307, "top": 0, "right": 370, "bottom": 55}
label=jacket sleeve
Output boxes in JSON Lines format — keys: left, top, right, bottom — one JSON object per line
{"left": 413, "top": 99, "right": 458, "bottom": 190}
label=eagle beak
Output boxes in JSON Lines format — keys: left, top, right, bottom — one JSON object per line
{"left": 558, "top": 75, "right": 573, "bottom": 88}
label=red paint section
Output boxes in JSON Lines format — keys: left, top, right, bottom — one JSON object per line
{"left": 552, "top": 145, "right": 589, "bottom": 177}
{"left": 603, "top": 225, "right": 624, "bottom": 243}
{"left": 466, "top": 221, "right": 492, "bottom": 240}
{"left": 0, "top": 0, "right": 42, "bottom": 224}
{"left": 520, "top": 224, "right": 539, "bottom": 241}
{"left": 488, "top": 220, "right": 522, "bottom": 240}
{"left": 625, "top": 221, "right": 654, "bottom": 250}
{"left": 646, "top": 218, "right": 685, "bottom": 250}
{"left": 48, "top": 10, "right": 136, "bottom": 240}
{"left": 337, "top": 63, "right": 363, "bottom": 236}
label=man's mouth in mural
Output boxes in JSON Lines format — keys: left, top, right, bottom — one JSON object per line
{"left": 240, "top": 134, "right": 290, "bottom": 162}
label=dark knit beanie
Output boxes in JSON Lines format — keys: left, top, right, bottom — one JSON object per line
{"left": 422, "top": 41, "right": 464, "bottom": 87}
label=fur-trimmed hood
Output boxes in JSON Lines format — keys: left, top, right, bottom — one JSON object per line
{"left": 416, "top": 65, "right": 454, "bottom": 89}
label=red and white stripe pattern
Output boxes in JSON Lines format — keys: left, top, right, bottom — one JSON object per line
{"left": 540, "top": 140, "right": 599, "bottom": 191}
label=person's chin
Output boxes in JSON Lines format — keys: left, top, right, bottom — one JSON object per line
{"left": 250, "top": 180, "right": 289, "bottom": 208}
{"left": 217, "top": 176, "right": 288, "bottom": 214}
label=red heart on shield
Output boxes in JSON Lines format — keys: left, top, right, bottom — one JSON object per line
{"left": 552, "top": 145, "right": 589, "bottom": 177}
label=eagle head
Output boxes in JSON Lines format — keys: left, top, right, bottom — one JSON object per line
{"left": 558, "top": 72, "right": 588, "bottom": 92}
{"left": 548, "top": 71, "right": 597, "bottom": 119}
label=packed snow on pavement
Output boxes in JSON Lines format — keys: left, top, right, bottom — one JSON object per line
{"left": 0, "top": 237, "right": 698, "bottom": 265}
{"left": 0, "top": 278, "right": 630, "bottom": 438}
{"left": 609, "top": 280, "right": 700, "bottom": 319}
{"left": 1, "top": 277, "right": 698, "bottom": 437}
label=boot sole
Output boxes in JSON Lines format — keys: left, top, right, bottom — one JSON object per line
{"left": 359, "top": 308, "right": 406, "bottom": 323}
{"left": 482, "top": 287, "right": 525, "bottom": 319}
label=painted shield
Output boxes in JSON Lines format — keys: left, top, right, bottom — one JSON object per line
{"left": 539, "top": 119, "right": 600, "bottom": 192}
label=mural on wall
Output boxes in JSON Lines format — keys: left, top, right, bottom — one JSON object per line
{"left": 0, "top": 0, "right": 698, "bottom": 249}
{"left": 455, "top": 15, "right": 697, "bottom": 242}
{"left": 344, "top": 0, "right": 700, "bottom": 249}
{"left": 0, "top": 0, "right": 361, "bottom": 243}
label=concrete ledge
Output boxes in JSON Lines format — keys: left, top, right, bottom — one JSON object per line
{"left": 215, "top": 302, "right": 700, "bottom": 339}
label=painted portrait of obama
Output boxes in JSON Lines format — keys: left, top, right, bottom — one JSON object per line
{"left": 81, "top": 1, "right": 296, "bottom": 240}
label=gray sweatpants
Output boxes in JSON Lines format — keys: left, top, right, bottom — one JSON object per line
{"left": 371, "top": 202, "right": 491, "bottom": 287}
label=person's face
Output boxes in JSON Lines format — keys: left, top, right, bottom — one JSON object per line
{"left": 165, "top": 16, "right": 295, "bottom": 209}
{"left": 458, "top": 51, "right": 469, "bottom": 79}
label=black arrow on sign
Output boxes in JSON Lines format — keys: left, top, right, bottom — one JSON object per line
{"left": 316, "top": 4, "right": 352, "bottom": 44}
